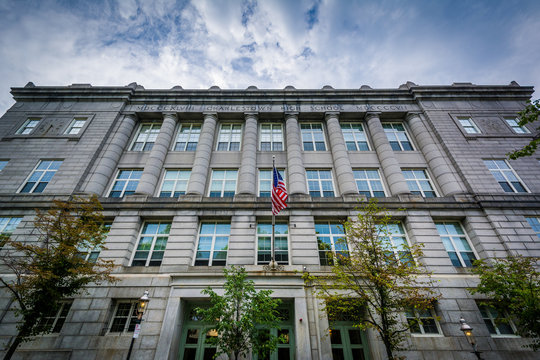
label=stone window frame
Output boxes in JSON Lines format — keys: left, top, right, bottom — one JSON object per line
{"left": 158, "top": 169, "right": 191, "bottom": 197}
{"left": 352, "top": 168, "right": 387, "bottom": 198}
{"left": 108, "top": 300, "right": 139, "bottom": 333}
{"left": 108, "top": 169, "right": 143, "bottom": 198}
{"left": 36, "top": 300, "right": 72, "bottom": 334}
{"left": 77, "top": 222, "right": 112, "bottom": 263}
{"left": 129, "top": 122, "right": 162, "bottom": 151}
{"left": 405, "top": 307, "right": 443, "bottom": 336}
{"left": 130, "top": 221, "right": 171, "bottom": 267}
{"left": 504, "top": 117, "right": 530, "bottom": 134}
{"left": 526, "top": 216, "right": 540, "bottom": 239}
{"left": 402, "top": 169, "right": 438, "bottom": 197}
{"left": 341, "top": 122, "right": 370, "bottom": 151}
{"left": 215, "top": 123, "right": 242, "bottom": 151}
{"left": 435, "top": 221, "right": 479, "bottom": 267}
{"left": 18, "top": 159, "right": 63, "bottom": 194}
{"left": 483, "top": 159, "right": 529, "bottom": 193}
{"left": 477, "top": 302, "right": 519, "bottom": 337}
{"left": 376, "top": 222, "right": 415, "bottom": 265}
{"left": 315, "top": 221, "right": 348, "bottom": 266}
{"left": 381, "top": 122, "right": 414, "bottom": 151}
{"left": 173, "top": 123, "right": 201, "bottom": 151}
{"left": 194, "top": 221, "right": 231, "bottom": 266}
{"left": 208, "top": 169, "right": 238, "bottom": 197}
{"left": 457, "top": 117, "right": 481, "bottom": 134}
{"left": 306, "top": 169, "right": 336, "bottom": 198}
{"left": 63, "top": 117, "right": 88, "bottom": 135}
{"left": 258, "top": 168, "right": 286, "bottom": 197}
{"left": 259, "top": 123, "right": 284, "bottom": 151}
{"left": 300, "top": 122, "right": 327, "bottom": 151}
{"left": 15, "top": 117, "right": 41, "bottom": 135}
{"left": 256, "top": 221, "right": 289, "bottom": 265}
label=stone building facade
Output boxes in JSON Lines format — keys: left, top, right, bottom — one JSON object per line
{"left": 0, "top": 81, "right": 539, "bottom": 359}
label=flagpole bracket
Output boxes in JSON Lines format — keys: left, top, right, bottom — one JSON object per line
{"left": 263, "top": 260, "right": 284, "bottom": 272}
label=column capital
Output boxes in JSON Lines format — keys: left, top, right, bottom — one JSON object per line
{"left": 284, "top": 112, "right": 299, "bottom": 118}
{"left": 202, "top": 112, "right": 218, "bottom": 120}
{"left": 244, "top": 112, "right": 258, "bottom": 118}
{"left": 405, "top": 111, "right": 423, "bottom": 121}
{"left": 324, "top": 111, "right": 340, "bottom": 120}
{"left": 365, "top": 111, "right": 382, "bottom": 121}
{"left": 121, "top": 112, "right": 138, "bottom": 119}
{"left": 162, "top": 111, "right": 178, "bottom": 119}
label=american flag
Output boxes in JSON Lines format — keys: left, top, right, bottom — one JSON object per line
{"left": 272, "top": 167, "right": 288, "bottom": 215}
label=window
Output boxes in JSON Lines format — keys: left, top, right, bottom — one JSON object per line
{"left": 195, "top": 222, "right": 230, "bottom": 266}
{"left": 0, "top": 217, "right": 22, "bottom": 235}
{"left": 478, "top": 304, "right": 517, "bottom": 336}
{"left": 258, "top": 169, "right": 285, "bottom": 197}
{"left": 484, "top": 160, "right": 528, "bottom": 193}
{"left": 174, "top": 124, "right": 201, "bottom": 151}
{"left": 315, "top": 222, "right": 348, "bottom": 266}
{"left": 406, "top": 308, "right": 441, "bottom": 335}
{"left": 0, "top": 160, "right": 8, "bottom": 171}
{"left": 131, "top": 222, "right": 171, "bottom": 266}
{"left": 435, "top": 222, "right": 477, "bottom": 267}
{"left": 77, "top": 223, "right": 111, "bottom": 263}
{"left": 19, "top": 160, "right": 63, "bottom": 193}
{"left": 382, "top": 123, "right": 413, "bottom": 151}
{"left": 376, "top": 223, "right": 413, "bottom": 264}
{"left": 109, "top": 301, "right": 139, "bottom": 333}
{"left": 64, "top": 118, "right": 87, "bottom": 135}
{"left": 526, "top": 217, "right": 540, "bottom": 239}
{"left": 209, "top": 170, "right": 237, "bottom": 197}
{"left": 159, "top": 169, "right": 191, "bottom": 197}
{"left": 307, "top": 170, "right": 335, "bottom": 197}
{"left": 458, "top": 117, "right": 481, "bottom": 134}
{"left": 36, "top": 301, "right": 72, "bottom": 333}
{"left": 109, "top": 169, "right": 142, "bottom": 198}
{"left": 505, "top": 118, "right": 530, "bottom": 134}
{"left": 301, "top": 123, "right": 326, "bottom": 151}
{"left": 257, "top": 223, "right": 289, "bottom": 265}
{"left": 353, "top": 169, "right": 386, "bottom": 198}
{"left": 16, "top": 118, "right": 40, "bottom": 135}
{"left": 402, "top": 169, "right": 437, "bottom": 197}
{"left": 260, "top": 124, "right": 283, "bottom": 151}
{"left": 341, "top": 123, "right": 369, "bottom": 151}
{"left": 130, "top": 123, "right": 161, "bottom": 151}
{"left": 216, "top": 124, "right": 242, "bottom": 151}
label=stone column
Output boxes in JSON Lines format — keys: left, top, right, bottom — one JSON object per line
{"left": 186, "top": 112, "right": 218, "bottom": 195}
{"left": 85, "top": 113, "right": 137, "bottom": 195}
{"left": 237, "top": 112, "right": 258, "bottom": 195}
{"left": 325, "top": 112, "right": 358, "bottom": 195}
{"left": 285, "top": 112, "right": 308, "bottom": 195}
{"left": 136, "top": 112, "right": 177, "bottom": 196}
{"left": 406, "top": 112, "right": 464, "bottom": 196}
{"left": 365, "top": 112, "right": 410, "bottom": 196}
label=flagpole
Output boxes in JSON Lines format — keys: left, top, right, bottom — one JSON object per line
{"left": 271, "top": 155, "right": 276, "bottom": 269}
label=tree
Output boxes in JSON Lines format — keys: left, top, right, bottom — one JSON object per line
{"left": 303, "top": 200, "right": 438, "bottom": 360}
{"left": 0, "top": 196, "right": 116, "bottom": 360}
{"left": 470, "top": 255, "right": 540, "bottom": 350}
{"left": 196, "top": 266, "right": 283, "bottom": 360}
{"left": 508, "top": 99, "right": 540, "bottom": 159}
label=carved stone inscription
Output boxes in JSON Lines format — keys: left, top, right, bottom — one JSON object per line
{"left": 129, "top": 103, "right": 415, "bottom": 113}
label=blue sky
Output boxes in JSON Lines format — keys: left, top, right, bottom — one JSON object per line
{"left": 0, "top": 0, "right": 539, "bottom": 115}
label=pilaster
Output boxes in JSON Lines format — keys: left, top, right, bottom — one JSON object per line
{"left": 237, "top": 112, "right": 258, "bottom": 195}
{"left": 186, "top": 112, "right": 218, "bottom": 195}
{"left": 285, "top": 112, "right": 308, "bottom": 195}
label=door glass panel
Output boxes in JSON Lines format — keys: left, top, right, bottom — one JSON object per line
{"left": 352, "top": 349, "right": 366, "bottom": 360}
{"left": 330, "top": 329, "right": 342, "bottom": 344}
{"left": 186, "top": 328, "right": 199, "bottom": 344}
{"left": 348, "top": 329, "right": 363, "bottom": 344}
{"left": 183, "top": 348, "right": 197, "bottom": 358}
{"left": 278, "top": 348, "right": 290, "bottom": 360}
{"left": 203, "top": 348, "right": 216, "bottom": 360}
{"left": 332, "top": 348, "right": 345, "bottom": 360}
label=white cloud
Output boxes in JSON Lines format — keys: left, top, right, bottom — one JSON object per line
{"left": 0, "top": 0, "right": 538, "bottom": 115}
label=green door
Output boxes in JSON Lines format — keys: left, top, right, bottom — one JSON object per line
{"left": 329, "top": 324, "right": 370, "bottom": 360}
{"left": 180, "top": 304, "right": 217, "bottom": 360}
{"left": 252, "top": 302, "right": 296, "bottom": 360}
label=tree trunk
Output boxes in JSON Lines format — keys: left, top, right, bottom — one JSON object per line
{"left": 383, "top": 339, "right": 394, "bottom": 360}
{"left": 3, "top": 334, "right": 23, "bottom": 360}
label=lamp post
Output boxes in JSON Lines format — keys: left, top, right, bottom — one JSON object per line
{"left": 126, "top": 290, "right": 150, "bottom": 360}
{"left": 459, "top": 317, "right": 483, "bottom": 359}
